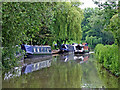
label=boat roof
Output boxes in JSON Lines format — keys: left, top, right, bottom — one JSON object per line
{"left": 25, "top": 45, "right": 51, "bottom": 47}
{"left": 72, "top": 44, "right": 84, "bottom": 46}
{"left": 33, "top": 45, "right": 51, "bottom": 47}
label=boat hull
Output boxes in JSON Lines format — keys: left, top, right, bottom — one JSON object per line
{"left": 74, "top": 51, "right": 84, "bottom": 54}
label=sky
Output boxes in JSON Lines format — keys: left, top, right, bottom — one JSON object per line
{"left": 79, "top": 0, "right": 98, "bottom": 9}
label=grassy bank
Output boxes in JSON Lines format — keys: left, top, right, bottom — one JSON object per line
{"left": 95, "top": 44, "right": 120, "bottom": 76}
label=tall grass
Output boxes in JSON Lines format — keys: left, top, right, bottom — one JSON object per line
{"left": 95, "top": 44, "right": 120, "bottom": 76}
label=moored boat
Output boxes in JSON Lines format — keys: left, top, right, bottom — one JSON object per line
{"left": 21, "top": 45, "right": 52, "bottom": 55}
{"left": 60, "top": 44, "right": 74, "bottom": 53}
{"left": 82, "top": 43, "right": 89, "bottom": 53}
{"left": 52, "top": 49, "right": 60, "bottom": 54}
{"left": 72, "top": 44, "right": 84, "bottom": 54}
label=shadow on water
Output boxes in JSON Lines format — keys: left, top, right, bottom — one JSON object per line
{"left": 2, "top": 53, "right": 119, "bottom": 88}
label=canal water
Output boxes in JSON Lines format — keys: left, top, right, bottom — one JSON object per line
{"left": 2, "top": 53, "right": 119, "bottom": 88}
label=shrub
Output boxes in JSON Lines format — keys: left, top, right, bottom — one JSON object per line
{"left": 95, "top": 44, "right": 120, "bottom": 76}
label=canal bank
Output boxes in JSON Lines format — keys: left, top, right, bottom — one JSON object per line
{"left": 2, "top": 53, "right": 119, "bottom": 88}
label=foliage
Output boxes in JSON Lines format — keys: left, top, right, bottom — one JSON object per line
{"left": 95, "top": 44, "right": 120, "bottom": 76}
{"left": 81, "top": 8, "right": 95, "bottom": 40}
{"left": 2, "top": 2, "right": 55, "bottom": 70}
{"left": 106, "top": 14, "right": 120, "bottom": 46}
{"left": 2, "top": 2, "right": 84, "bottom": 70}
{"left": 52, "top": 2, "right": 83, "bottom": 44}
{"left": 86, "top": 36, "right": 102, "bottom": 49}
{"left": 81, "top": 0, "right": 118, "bottom": 48}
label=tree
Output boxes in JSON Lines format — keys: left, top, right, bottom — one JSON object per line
{"left": 52, "top": 2, "right": 84, "bottom": 46}
{"left": 106, "top": 14, "right": 120, "bottom": 46}
{"left": 2, "top": 2, "right": 55, "bottom": 69}
{"left": 81, "top": 8, "right": 95, "bottom": 40}
{"left": 81, "top": 0, "right": 118, "bottom": 48}
{"left": 2, "top": 2, "right": 84, "bottom": 69}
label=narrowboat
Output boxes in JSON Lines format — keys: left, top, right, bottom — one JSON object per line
{"left": 82, "top": 43, "right": 89, "bottom": 53}
{"left": 21, "top": 44, "right": 52, "bottom": 55}
{"left": 72, "top": 44, "right": 84, "bottom": 54}
{"left": 60, "top": 44, "right": 74, "bottom": 53}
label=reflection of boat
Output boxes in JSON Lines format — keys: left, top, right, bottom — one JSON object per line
{"left": 21, "top": 45, "right": 52, "bottom": 55}
{"left": 74, "top": 55, "right": 89, "bottom": 64}
{"left": 22, "top": 60, "right": 51, "bottom": 74}
{"left": 24, "top": 55, "right": 52, "bottom": 64}
{"left": 63, "top": 54, "right": 74, "bottom": 62}
{"left": 74, "top": 56, "right": 84, "bottom": 61}
{"left": 60, "top": 53, "right": 89, "bottom": 64}
{"left": 4, "top": 59, "right": 52, "bottom": 80}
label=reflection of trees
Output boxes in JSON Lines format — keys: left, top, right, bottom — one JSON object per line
{"left": 47, "top": 61, "right": 82, "bottom": 88}
{"left": 96, "top": 63, "right": 118, "bottom": 88}
{"left": 2, "top": 59, "right": 82, "bottom": 88}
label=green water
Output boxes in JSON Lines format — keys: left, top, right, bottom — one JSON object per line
{"left": 2, "top": 53, "right": 119, "bottom": 88}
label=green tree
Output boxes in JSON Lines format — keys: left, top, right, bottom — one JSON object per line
{"left": 82, "top": 0, "right": 118, "bottom": 48}
{"left": 81, "top": 8, "right": 95, "bottom": 40}
{"left": 2, "top": 2, "right": 84, "bottom": 70}
{"left": 2, "top": 2, "right": 55, "bottom": 69}
{"left": 106, "top": 14, "right": 120, "bottom": 46}
{"left": 52, "top": 2, "right": 83, "bottom": 46}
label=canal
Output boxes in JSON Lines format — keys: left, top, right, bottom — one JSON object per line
{"left": 2, "top": 53, "right": 119, "bottom": 88}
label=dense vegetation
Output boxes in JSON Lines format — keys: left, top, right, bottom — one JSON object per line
{"left": 95, "top": 44, "right": 120, "bottom": 76}
{"left": 94, "top": 0, "right": 120, "bottom": 76}
{"left": 81, "top": 0, "right": 118, "bottom": 48}
{"left": 2, "top": 2, "right": 83, "bottom": 70}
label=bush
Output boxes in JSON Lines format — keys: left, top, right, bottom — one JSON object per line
{"left": 95, "top": 44, "right": 120, "bottom": 76}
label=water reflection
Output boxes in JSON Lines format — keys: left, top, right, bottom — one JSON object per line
{"left": 96, "top": 62, "right": 119, "bottom": 88}
{"left": 60, "top": 53, "right": 89, "bottom": 64}
{"left": 81, "top": 55, "right": 105, "bottom": 88}
{"left": 3, "top": 55, "right": 52, "bottom": 80}
{"left": 2, "top": 53, "right": 119, "bottom": 88}
{"left": 2, "top": 54, "right": 82, "bottom": 88}
{"left": 21, "top": 60, "right": 51, "bottom": 74}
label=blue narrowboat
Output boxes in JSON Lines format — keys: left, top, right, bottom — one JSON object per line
{"left": 60, "top": 44, "right": 74, "bottom": 53}
{"left": 21, "top": 45, "right": 52, "bottom": 55}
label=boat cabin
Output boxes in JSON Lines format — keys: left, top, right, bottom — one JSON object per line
{"left": 72, "top": 44, "right": 84, "bottom": 54}
{"left": 21, "top": 45, "right": 52, "bottom": 55}
{"left": 60, "top": 44, "right": 74, "bottom": 52}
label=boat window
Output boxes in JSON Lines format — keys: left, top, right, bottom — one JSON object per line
{"left": 41, "top": 48, "right": 43, "bottom": 52}
{"left": 37, "top": 48, "right": 40, "bottom": 52}
{"left": 43, "top": 48, "right": 45, "bottom": 52}
{"left": 34, "top": 48, "right": 36, "bottom": 52}
{"left": 62, "top": 45, "right": 66, "bottom": 48}
{"left": 76, "top": 45, "right": 82, "bottom": 50}
{"left": 47, "top": 48, "right": 49, "bottom": 52}
{"left": 49, "top": 48, "right": 51, "bottom": 52}
{"left": 45, "top": 48, "right": 47, "bottom": 52}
